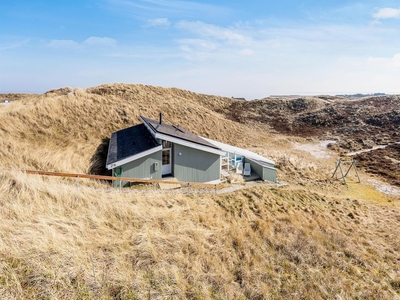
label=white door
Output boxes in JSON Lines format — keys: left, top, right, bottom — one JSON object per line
{"left": 162, "top": 149, "right": 171, "bottom": 175}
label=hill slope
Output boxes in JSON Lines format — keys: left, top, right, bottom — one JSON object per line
{"left": 220, "top": 95, "right": 400, "bottom": 186}
{"left": 0, "top": 84, "right": 271, "bottom": 174}
{"left": 222, "top": 95, "right": 400, "bottom": 149}
{"left": 0, "top": 84, "right": 399, "bottom": 299}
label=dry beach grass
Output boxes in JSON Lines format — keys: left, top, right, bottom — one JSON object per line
{"left": 1, "top": 171, "right": 399, "bottom": 299}
{"left": 0, "top": 84, "right": 399, "bottom": 299}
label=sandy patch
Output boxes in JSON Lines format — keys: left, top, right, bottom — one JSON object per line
{"left": 293, "top": 140, "right": 337, "bottom": 159}
{"left": 368, "top": 179, "right": 400, "bottom": 197}
{"left": 347, "top": 142, "right": 400, "bottom": 156}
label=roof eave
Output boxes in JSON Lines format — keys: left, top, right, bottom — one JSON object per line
{"left": 140, "top": 116, "right": 157, "bottom": 138}
{"left": 156, "top": 132, "right": 226, "bottom": 156}
{"left": 202, "top": 137, "right": 275, "bottom": 165}
{"left": 106, "top": 145, "right": 162, "bottom": 170}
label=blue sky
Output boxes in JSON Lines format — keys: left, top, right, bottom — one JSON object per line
{"left": 1, "top": 1, "right": 400, "bottom": 99}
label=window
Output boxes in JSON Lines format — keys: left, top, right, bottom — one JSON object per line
{"left": 162, "top": 141, "right": 172, "bottom": 148}
{"left": 162, "top": 150, "right": 170, "bottom": 165}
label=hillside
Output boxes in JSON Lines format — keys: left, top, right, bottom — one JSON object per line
{"left": 0, "top": 84, "right": 399, "bottom": 299}
{"left": 222, "top": 95, "right": 400, "bottom": 149}
{"left": 0, "top": 84, "right": 267, "bottom": 174}
{"left": 220, "top": 95, "right": 400, "bottom": 186}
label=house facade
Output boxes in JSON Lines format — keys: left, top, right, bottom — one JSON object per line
{"left": 106, "top": 114, "right": 277, "bottom": 184}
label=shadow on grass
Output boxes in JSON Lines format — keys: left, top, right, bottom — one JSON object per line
{"left": 88, "top": 137, "right": 112, "bottom": 177}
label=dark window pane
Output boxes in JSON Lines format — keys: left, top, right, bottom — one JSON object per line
{"left": 162, "top": 150, "right": 170, "bottom": 165}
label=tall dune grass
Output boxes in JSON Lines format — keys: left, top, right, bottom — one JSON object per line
{"left": 0, "top": 169, "right": 399, "bottom": 298}
{"left": 0, "top": 84, "right": 399, "bottom": 299}
{"left": 0, "top": 84, "right": 270, "bottom": 174}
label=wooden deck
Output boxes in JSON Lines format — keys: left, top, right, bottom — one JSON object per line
{"left": 158, "top": 177, "right": 181, "bottom": 190}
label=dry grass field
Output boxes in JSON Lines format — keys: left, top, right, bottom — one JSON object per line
{"left": 0, "top": 84, "right": 399, "bottom": 299}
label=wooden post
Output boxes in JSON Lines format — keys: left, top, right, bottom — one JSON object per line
{"left": 339, "top": 161, "right": 346, "bottom": 184}
{"left": 332, "top": 159, "right": 361, "bottom": 184}
{"left": 353, "top": 161, "right": 361, "bottom": 183}
{"left": 332, "top": 160, "right": 340, "bottom": 179}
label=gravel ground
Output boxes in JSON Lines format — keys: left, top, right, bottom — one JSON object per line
{"left": 293, "top": 139, "right": 337, "bottom": 159}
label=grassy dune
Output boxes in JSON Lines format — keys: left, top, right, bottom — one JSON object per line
{"left": 0, "top": 84, "right": 399, "bottom": 299}
{"left": 0, "top": 84, "right": 271, "bottom": 173}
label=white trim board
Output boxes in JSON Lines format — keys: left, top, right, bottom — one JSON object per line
{"left": 141, "top": 117, "right": 157, "bottom": 138}
{"left": 247, "top": 158, "right": 277, "bottom": 170}
{"left": 155, "top": 133, "right": 226, "bottom": 156}
{"left": 202, "top": 137, "right": 275, "bottom": 165}
{"left": 106, "top": 145, "right": 162, "bottom": 170}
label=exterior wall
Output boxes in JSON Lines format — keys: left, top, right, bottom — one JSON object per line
{"left": 262, "top": 166, "right": 277, "bottom": 182}
{"left": 244, "top": 158, "right": 277, "bottom": 182}
{"left": 114, "top": 150, "right": 162, "bottom": 186}
{"left": 173, "top": 144, "right": 220, "bottom": 183}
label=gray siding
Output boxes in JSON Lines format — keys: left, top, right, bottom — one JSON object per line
{"left": 261, "top": 166, "right": 277, "bottom": 182}
{"left": 173, "top": 144, "right": 220, "bottom": 183}
{"left": 244, "top": 158, "right": 277, "bottom": 182}
{"left": 114, "top": 151, "right": 162, "bottom": 186}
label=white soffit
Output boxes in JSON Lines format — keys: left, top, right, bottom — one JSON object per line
{"left": 202, "top": 137, "right": 275, "bottom": 165}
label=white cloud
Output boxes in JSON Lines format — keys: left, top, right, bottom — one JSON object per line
{"left": 368, "top": 20, "right": 382, "bottom": 27}
{"left": 47, "top": 39, "right": 79, "bottom": 49}
{"left": 176, "top": 39, "right": 218, "bottom": 61}
{"left": 177, "top": 38, "right": 217, "bottom": 51}
{"left": 373, "top": 8, "right": 400, "bottom": 19}
{"left": 47, "top": 37, "right": 117, "bottom": 50}
{"left": 238, "top": 49, "right": 253, "bottom": 56}
{"left": 0, "top": 39, "right": 30, "bottom": 51}
{"left": 144, "top": 18, "right": 171, "bottom": 28}
{"left": 173, "top": 21, "right": 258, "bottom": 61}
{"left": 176, "top": 21, "right": 251, "bottom": 45}
{"left": 83, "top": 36, "right": 117, "bottom": 47}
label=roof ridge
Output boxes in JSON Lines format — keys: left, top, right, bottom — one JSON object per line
{"left": 140, "top": 115, "right": 221, "bottom": 150}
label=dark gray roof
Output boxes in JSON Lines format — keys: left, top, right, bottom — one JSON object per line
{"left": 141, "top": 116, "right": 220, "bottom": 150}
{"left": 106, "top": 124, "right": 159, "bottom": 166}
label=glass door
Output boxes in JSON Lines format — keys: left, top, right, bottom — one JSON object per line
{"left": 162, "top": 141, "right": 172, "bottom": 176}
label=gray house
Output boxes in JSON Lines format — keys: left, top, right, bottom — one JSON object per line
{"left": 106, "top": 114, "right": 277, "bottom": 184}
